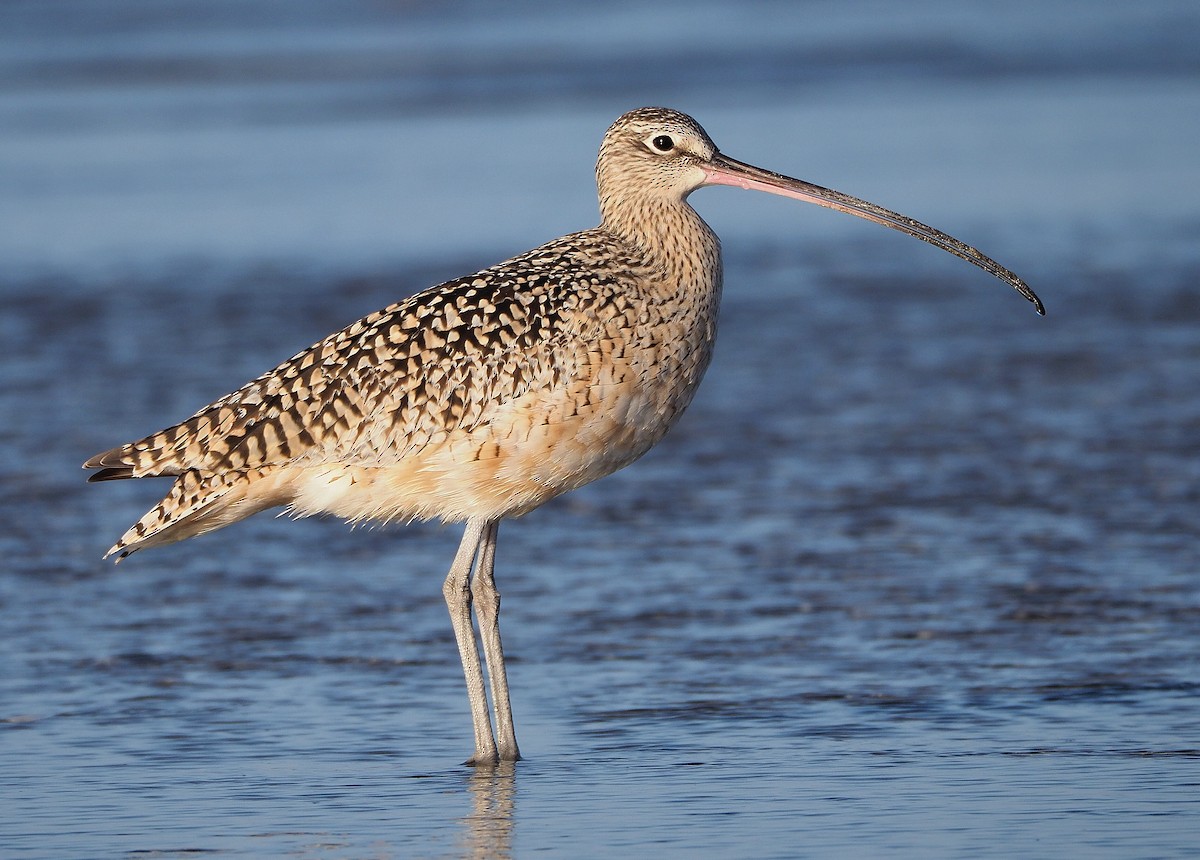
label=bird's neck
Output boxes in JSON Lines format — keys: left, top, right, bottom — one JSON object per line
{"left": 599, "top": 195, "right": 723, "bottom": 300}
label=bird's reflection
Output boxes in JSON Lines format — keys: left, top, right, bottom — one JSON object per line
{"left": 456, "top": 760, "right": 517, "bottom": 859}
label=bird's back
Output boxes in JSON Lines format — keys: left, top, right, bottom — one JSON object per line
{"left": 86, "top": 226, "right": 721, "bottom": 558}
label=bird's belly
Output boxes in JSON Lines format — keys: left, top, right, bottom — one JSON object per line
{"left": 286, "top": 375, "right": 682, "bottom": 525}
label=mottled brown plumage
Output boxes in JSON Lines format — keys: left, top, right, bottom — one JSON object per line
{"left": 85, "top": 107, "right": 1040, "bottom": 764}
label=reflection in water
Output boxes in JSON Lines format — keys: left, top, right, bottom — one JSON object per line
{"left": 458, "top": 761, "right": 517, "bottom": 860}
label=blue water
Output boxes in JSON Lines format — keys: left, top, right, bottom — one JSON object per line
{"left": 2, "top": 1, "right": 1199, "bottom": 857}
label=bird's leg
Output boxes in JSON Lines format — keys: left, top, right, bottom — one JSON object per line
{"left": 443, "top": 517, "right": 498, "bottom": 766}
{"left": 471, "top": 519, "right": 521, "bottom": 762}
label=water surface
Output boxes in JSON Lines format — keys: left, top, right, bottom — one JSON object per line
{"left": 2, "top": 1, "right": 1198, "bottom": 857}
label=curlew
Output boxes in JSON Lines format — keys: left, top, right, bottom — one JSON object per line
{"left": 84, "top": 107, "right": 1043, "bottom": 765}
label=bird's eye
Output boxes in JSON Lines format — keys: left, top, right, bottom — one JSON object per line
{"left": 650, "top": 135, "right": 674, "bottom": 153}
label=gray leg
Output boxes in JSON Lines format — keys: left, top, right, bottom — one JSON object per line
{"left": 443, "top": 517, "right": 498, "bottom": 765}
{"left": 472, "top": 520, "right": 521, "bottom": 761}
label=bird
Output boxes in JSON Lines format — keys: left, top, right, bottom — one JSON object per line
{"left": 84, "top": 106, "right": 1043, "bottom": 766}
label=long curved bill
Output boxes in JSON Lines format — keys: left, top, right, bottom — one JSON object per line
{"left": 701, "top": 152, "right": 1044, "bottom": 315}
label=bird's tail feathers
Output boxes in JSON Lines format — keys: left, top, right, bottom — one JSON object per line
{"left": 103, "top": 467, "right": 281, "bottom": 561}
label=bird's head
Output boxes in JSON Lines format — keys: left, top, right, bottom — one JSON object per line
{"left": 596, "top": 106, "right": 719, "bottom": 207}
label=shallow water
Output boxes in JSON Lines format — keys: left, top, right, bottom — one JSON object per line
{"left": 3, "top": 1, "right": 1199, "bottom": 857}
